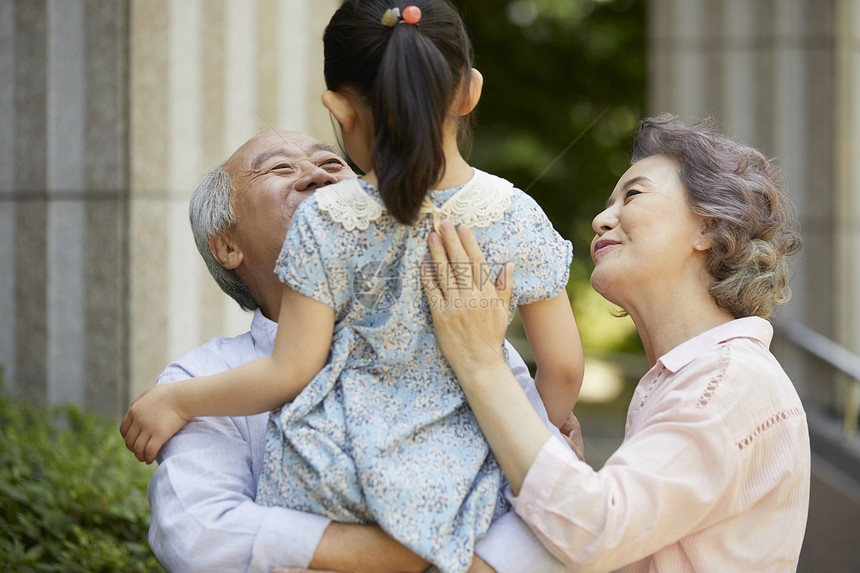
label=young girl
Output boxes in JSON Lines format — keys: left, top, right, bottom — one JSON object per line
{"left": 122, "top": 1, "right": 583, "bottom": 571}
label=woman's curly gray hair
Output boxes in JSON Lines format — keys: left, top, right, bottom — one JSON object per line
{"left": 631, "top": 113, "right": 802, "bottom": 319}
{"left": 188, "top": 164, "right": 259, "bottom": 312}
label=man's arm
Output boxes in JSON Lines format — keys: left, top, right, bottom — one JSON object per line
{"left": 149, "top": 352, "right": 426, "bottom": 573}
{"left": 148, "top": 366, "right": 331, "bottom": 572}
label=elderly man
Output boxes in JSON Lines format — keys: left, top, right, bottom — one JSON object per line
{"left": 148, "top": 130, "right": 571, "bottom": 572}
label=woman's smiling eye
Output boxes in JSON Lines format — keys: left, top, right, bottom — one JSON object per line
{"left": 625, "top": 189, "right": 641, "bottom": 200}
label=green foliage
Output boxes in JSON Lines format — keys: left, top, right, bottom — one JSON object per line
{"left": 458, "top": 0, "right": 646, "bottom": 244}
{"left": 0, "top": 384, "right": 164, "bottom": 572}
{"left": 457, "top": 0, "right": 646, "bottom": 352}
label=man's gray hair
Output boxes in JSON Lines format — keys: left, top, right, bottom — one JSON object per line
{"left": 189, "top": 163, "right": 259, "bottom": 311}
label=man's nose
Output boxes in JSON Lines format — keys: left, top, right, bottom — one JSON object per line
{"left": 293, "top": 163, "right": 338, "bottom": 192}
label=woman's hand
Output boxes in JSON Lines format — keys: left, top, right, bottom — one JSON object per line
{"left": 119, "top": 384, "right": 189, "bottom": 463}
{"left": 422, "top": 219, "right": 552, "bottom": 493}
{"left": 421, "top": 220, "right": 514, "bottom": 379}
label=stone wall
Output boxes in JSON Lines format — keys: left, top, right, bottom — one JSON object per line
{"left": 0, "top": 0, "right": 338, "bottom": 417}
{"left": 648, "top": 0, "right": 856, "bottom": 405}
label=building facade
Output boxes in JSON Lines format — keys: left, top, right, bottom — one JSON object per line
{"left": 649, "top": 0, "right": 859, "bottom": 417}
{"left": 1, "top": 0, "right": 858, "bottom": 425}
{"left": 0, "top": 0, "right": 339, "bottom": 416}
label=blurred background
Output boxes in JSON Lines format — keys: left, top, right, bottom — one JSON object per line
{"left": 1, "top": 0, "right": 859, "bottom": 570}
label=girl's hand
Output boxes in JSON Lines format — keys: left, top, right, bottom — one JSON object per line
{"left": 119, "top": 384, "right": 189, "bottom": 463}
{"left": 421, "top": 220, "right": 514, "bottom": 378}
{"left": 560, "top": 412, "right": 585, "bottom": 461}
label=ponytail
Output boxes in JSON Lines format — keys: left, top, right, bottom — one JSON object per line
{"left": 324, "top": 0, "right": 474, "bottom": 225}
{"left": 374, "top": 24, "right": 453, "bottom": 224}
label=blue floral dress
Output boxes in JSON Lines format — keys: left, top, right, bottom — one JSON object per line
{"left": 257, "top": 169, "right": 572, "bottom": 573}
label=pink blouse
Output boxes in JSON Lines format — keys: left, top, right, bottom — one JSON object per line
{"left": 510, "top": 317, "right": 810, "bottom": 572}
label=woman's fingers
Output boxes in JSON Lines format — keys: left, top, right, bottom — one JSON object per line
{"left": 494, "top": 262, "right": 514, "bottom": 309}
{"left": 437, "top": 220, "right": 474, "bottom": 290}
{"left": 420, "top": 261, "right": 444, "bottom": 313}
{"left": 456, "top": 223, "right": 486, "bottom": 268}
{"left": 426, "top": 230, "right": 452, "bottom": 299}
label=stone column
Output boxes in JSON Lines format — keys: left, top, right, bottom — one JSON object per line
{"left": 0, "top": 0, "right": 338, "bottom": 417}
{"left": 127, "top": 0, "right": 339, "bottom": 401}
{"left": 835, "top": 0, "right": 860, "bottom": 417}
{"left": 648, "top": 0, "right": 842, "bottom": 402}
{"left": 0, "top": 0, "right": 130, "bottom": 415}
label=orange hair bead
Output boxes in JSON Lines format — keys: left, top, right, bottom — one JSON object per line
{"left": 402, "top": 5, "right": 422, "bottom": 25}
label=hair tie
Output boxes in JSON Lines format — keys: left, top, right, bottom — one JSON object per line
{"left": 381, "top": 7, "right": 400, "bottom": 27}
{"left": 402, "top": 6, "right": 422, "bottom": 24}
{"left": 381, "top": 6, "right": 422, "bottom": 27}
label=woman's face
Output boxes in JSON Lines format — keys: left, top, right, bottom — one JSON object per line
{"left": 590, "top": 154, "right": 708, "bottom": 309}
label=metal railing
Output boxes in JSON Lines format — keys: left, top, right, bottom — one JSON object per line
{"left": 777, "top": 321, "right": 860, "bottom": 439}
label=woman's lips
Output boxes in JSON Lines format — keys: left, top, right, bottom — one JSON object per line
{"left": 592, "top": 238, "right": 620, "bottom": 257}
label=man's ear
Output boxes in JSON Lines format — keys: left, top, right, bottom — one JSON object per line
{"left": 458, "top": 68, "right": 484, "bottom": 116}
{"left": 322, "top": 90, "right": 359, "bottom": 133}
{"left": 209, "top": 231, "right": 243, "bottom": 270}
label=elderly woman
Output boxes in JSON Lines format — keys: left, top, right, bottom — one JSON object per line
{"left": 421, "top": 114, "right": 809, "bottom": 572}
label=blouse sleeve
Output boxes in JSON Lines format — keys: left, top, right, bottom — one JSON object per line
{"left": 509, "top": 406, "right": 741, "bottom": 570}
{"left": 273, "top": 198, "right": 337, "bottom": 310}
{"left": 508, "top": 192, "right": 573, "bottom": 307}
{"left": 508, "top": 347, "right": 809, "bottom": 571}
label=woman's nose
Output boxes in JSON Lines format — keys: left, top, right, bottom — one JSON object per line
{"left": 592, "top": 204, "right": 617, "bottom": 234}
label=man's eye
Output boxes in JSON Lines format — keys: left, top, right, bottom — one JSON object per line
{"left": 322, "top": 159, "right": 346, "bottom": 169}
{"left": 272, "top": 164, "right": 293, "bottom": 172}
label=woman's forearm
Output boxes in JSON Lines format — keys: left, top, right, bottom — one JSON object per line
{"left": 452, "top": 357, "right": 553, "bottom": 494}
{"left": 422, "top": 221, "right": 554, "bottom": 492}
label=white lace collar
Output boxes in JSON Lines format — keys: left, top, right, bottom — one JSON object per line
{"left": 315, "top": 169, "right": 515, "bottom": 232}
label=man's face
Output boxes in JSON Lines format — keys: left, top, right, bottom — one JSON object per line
{"left": 222, "top": 131, "right": 354, "bottom": 315}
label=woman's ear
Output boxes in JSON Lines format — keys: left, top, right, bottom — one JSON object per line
{"left": 209, "top": 231, "right": 244, "bottom": 270}
{"left": 458, "top": 68, "right": 484, "bottom": 116}
{"left": 322, "top": 90, "right": 358, "bottom": 133}
{"left": 694, "top": 223, "right": 713, "bottom": 252}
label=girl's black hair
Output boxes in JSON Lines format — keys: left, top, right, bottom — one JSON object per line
{"left": 324, "top": 0, "right": 474, "bottom": 225}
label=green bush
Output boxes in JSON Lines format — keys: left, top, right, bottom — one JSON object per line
{"left": 0, "top": 384, "right": 165, "bottom": 572}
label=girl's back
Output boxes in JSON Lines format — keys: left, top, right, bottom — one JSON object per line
{"left": 259, "top": 169, "right": 571, "bottom": 572}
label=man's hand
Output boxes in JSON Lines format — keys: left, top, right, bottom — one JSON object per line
{"left": 273, "top": 569, "right": 338, "bottom": 573}
{"left": 119, "top": 384, "right": 189, "bottom": 463}
{"left": 302, "top": 523, "right": 429, "bottom": 573}
{"left": 272, "top": 554, "right": 496, "bottom": 573}
{"left": 467, "top": 556, "right": 496, "bottom": 573}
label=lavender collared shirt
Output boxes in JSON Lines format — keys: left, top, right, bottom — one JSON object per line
{"left": 148, "top": 309, "right": 568, "bottom": 573}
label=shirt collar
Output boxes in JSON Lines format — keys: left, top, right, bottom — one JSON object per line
{"left": 658, "top": 316, "right": 773, "bottom": 374}
{"left": 249, "top": 308, "right": 278, "bottom": 357}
